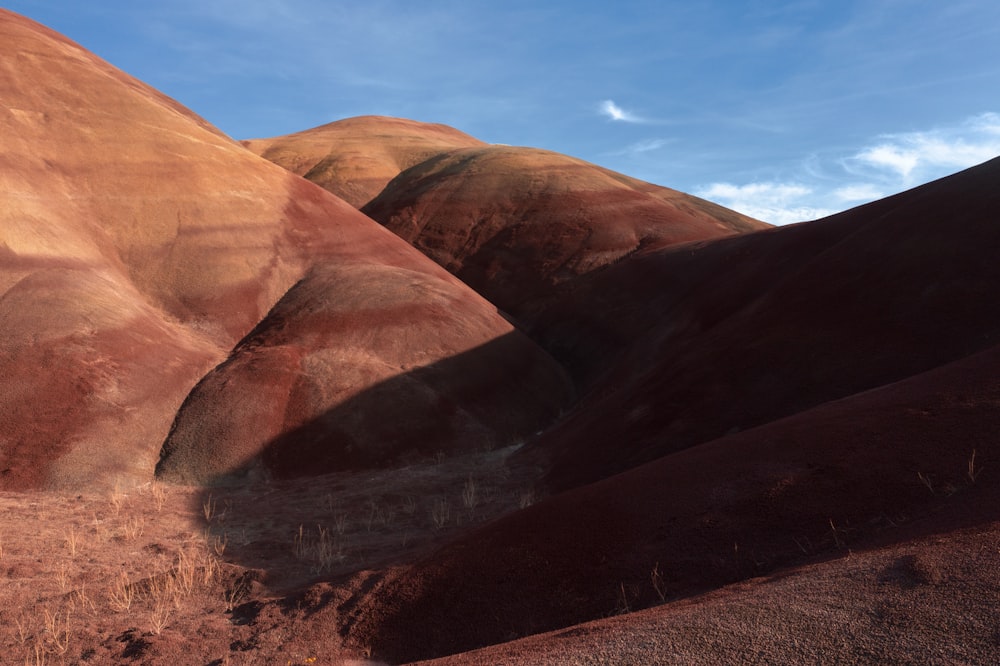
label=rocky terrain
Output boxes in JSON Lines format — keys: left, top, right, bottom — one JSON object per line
{"left": 2, "top": 9, "right": 998, "bottom": 665}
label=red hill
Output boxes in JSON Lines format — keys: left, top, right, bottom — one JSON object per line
{"left": 362, "top": 145, "right": 768, "bottom": 328}
{"left": 0, "top": 10, "right": 569, "bottom": 489}
{"left": 156, "top": 261, "right": 572, "bottom": 484}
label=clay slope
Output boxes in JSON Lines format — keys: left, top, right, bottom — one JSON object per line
{"left": 242, "top": 115, "right": 486, "bottom": 208}
{"left": 0, "top": 9, "right": 362, "bottom": 347}
{"left": 361, "top": 146, "right": 767, "bottom": 329}
{"left": 156, "top": 262, "right": 573, "bottom": 484}
{"left": 1, "top": 10, "right": 569, "bottom": 489}
{"left": 527, "top": 156, "right": 1000, "bottom": 488}
{"left": 346, "top": 337, "right": 1000, "bottom": 663}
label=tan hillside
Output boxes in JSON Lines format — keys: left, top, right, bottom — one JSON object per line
{"left": 243, "top": 115, "right": 486, "bottom": 208}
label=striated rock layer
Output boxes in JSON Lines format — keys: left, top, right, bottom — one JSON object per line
{"left": 362, "top": 145, "right": 768, "bottom": 331}
{"left": 156, "top": 260, "right": 573, "bottom": 484}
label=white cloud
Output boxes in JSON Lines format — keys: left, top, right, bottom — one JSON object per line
{"left": 600, "top": 99, "right": 642, "bottom": 123}
{"left": 695, "top": 182, "right": 836, "bottom": 225}
{"left": 846, "top": 112, "right": 1000, "bottom": 186}
{"left": 694, "top": 112, "right": 1000, "bottom": 225}
{"left": 833, "top": 183, "right": 885, "bottom": 202}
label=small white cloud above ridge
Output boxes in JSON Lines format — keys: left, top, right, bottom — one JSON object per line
{"left": 600, "top": 99, "right": 643, "bottom": 123}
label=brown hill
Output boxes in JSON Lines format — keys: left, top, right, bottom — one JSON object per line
{"left": 361, "top": 146, "right": 768, "bottom": 331}
{"left": 242, "top": 115, "right": 486, "bottom": 208}
{"left": 0, "top": 10, "right": 569, "bottom": 490}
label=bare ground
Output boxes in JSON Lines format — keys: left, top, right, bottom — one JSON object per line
{"left": 0, "top": 445, "right": 541, "bottom": 665}
{"left": 415, "top": 522, "right": 1000, "bottom": 665}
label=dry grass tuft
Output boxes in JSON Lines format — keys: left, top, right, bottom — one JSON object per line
{"left": 968, "top": 449, "right": 983, "bottom": 484}
{"left": 430, "top": 497, "right": 450, "bottom": 529}
{"left": 107, "top": 572, "right": 136, "bottom": 613}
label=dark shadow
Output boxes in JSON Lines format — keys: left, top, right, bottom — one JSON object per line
{"left": 177, "top": 332, "right": 572, "bottom": 594}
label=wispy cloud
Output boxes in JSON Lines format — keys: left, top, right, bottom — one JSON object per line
{"left": 612, "top": 138, "right": 671, "bottom": 156}
{"left": 695, "top": 112, "right": 1000, "bottom": 225}
{"left": 600, "top": 99, "right": 643, "bottom": 123}
{"left": 695, "top": 182, "right": 836, "bottom": 226}
{"left": 833, "top": 183, "right": 885, "bottom": 203}
{"left": 845, "top": 112, "right": 1000, "bottom": 187}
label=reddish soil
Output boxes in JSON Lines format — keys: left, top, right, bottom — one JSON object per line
{"left": 243, "top": 116, "right": 486, "bottom": 208}
{"left": 0, "top": 445, "right": 543, "bottom": 665}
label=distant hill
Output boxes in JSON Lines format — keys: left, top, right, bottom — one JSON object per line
{"left": 363, "top": 145, "right": 768, "bottom": 332}
{"left": 242, "top": 115, "right": 486, "bottom": 208}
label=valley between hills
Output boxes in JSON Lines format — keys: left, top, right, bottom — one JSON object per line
{"left": 2, "top": 9, "right": 999, "bottom": 665}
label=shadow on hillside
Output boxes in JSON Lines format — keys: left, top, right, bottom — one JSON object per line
{"left": 179, "top": 332, "right": 571, "bottom": 594}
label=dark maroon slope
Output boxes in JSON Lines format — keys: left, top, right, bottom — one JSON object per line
{"left": 528, "top": 156, "right": 1000, "bottom": 489}
{"left": 345, "top": 337, "right": 1000, "bottom": 663}
{"left": 338, "top": 156, "right": 1000, "bottom": 662}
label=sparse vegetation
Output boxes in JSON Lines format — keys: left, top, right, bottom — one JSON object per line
{"left": 0, "top": 442, "right": 547, "bottom": 662}
{"left": 64, "top": 528, "right": 78, "bottom": 555}
{"left": 650, "top": 562, "right": 667, "bottom": 603}
{"left": 615, "top": 582, "right": 631, "bottom": 615}
{"left": 149, "top": 481, "right": 167, "bottom": 512}
{"left": 203, "top": 494, "right": 217, "bottom": 522}
{"left": 294, "top": 524, "right": 344, "bottom": 574}
{"left": 431, "top": 497, "right": 450, "bottom": 529}
{"left": 917, "top": 471, "right": 935, "bottom": 494}
{"left": 829, "top": 519, "right": 845, "bottom": 549}
{"left": 122, "top": 516, "right": 144, "bottom": 540}
{"left": 968, "top": 449, "right": 982, "bottom": 484}
{"left": 149, "top": 601, "right": 171, "bottom": 635}
{"left": 42, "top": 607, "right": 70, "bottom": 656}
{"left": 109, "top": 484, "right": 127, "bottom": 515}
{"left": 462, "top": 476, "right": 478, "bottom": 515}
{"left": 107, "top": 572, "right": 136, "bottom": 612}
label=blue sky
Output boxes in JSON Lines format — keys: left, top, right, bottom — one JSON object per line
{"left": 7, "top": 1, "right": 1000, "bottom": 224}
